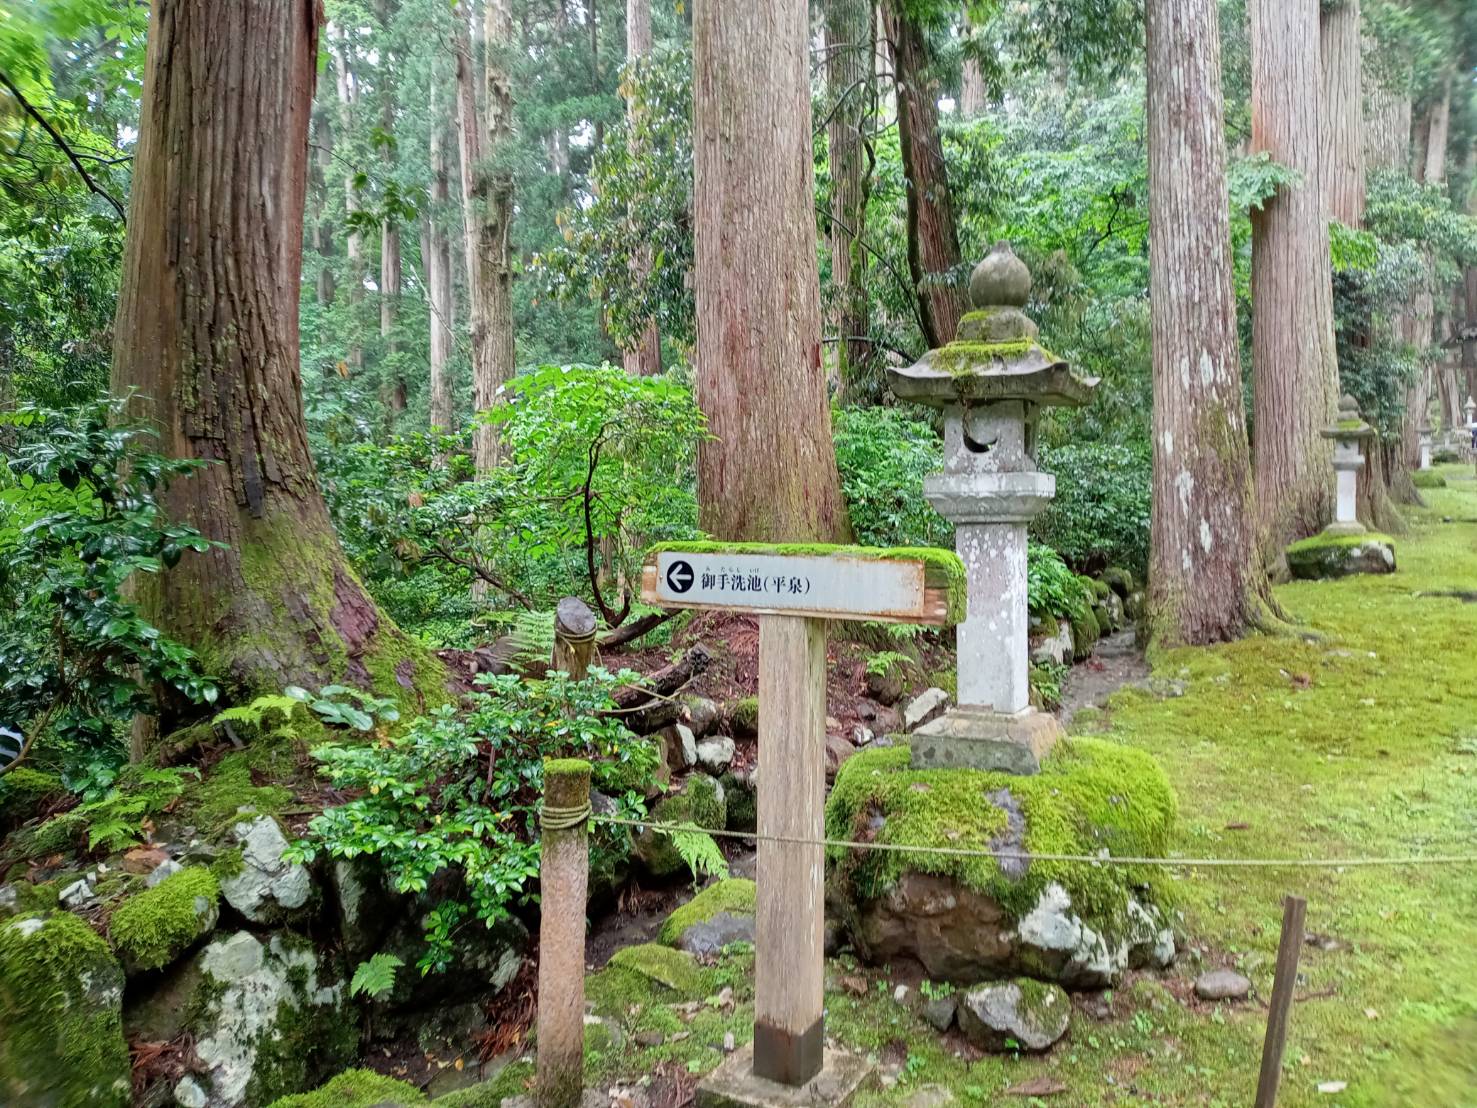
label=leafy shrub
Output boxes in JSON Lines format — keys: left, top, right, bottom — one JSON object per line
{"left": 1026, "top": 542, "right": 1092, "bottom": 622}
{"left": 0, "top": 399, "right": 218, "bottom": 770}
{"left": 1034, "top": 440, "right": 1151, "bottom": 576}
{"left": 832, "top": 406, "right": 950, "bottom": 548}
{"left": 287, "top": 669, "right": 656, "bottom": 974}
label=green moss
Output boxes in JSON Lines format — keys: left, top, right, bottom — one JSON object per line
{"left": 1100, "top": 567, "right": 1135, "bottom": 597}
{"left": 825, "top": 737, "right": 1176, "bottom": 932}
{"left": 586, "top": 943, "right": 716, "bottom": 1014}
{"left": 685, "top": 774, "right": 726, "bottom": 829}
{"left": 242, "top": 938, "right": 358, "bottom": 1105}
{"left": 30, "top": 809, "right": 86, "bottom": 855}
{"left": 934, "top": 339, "right": 1037, "bottom": 375}
{"left": 108, "top": 866, "right": 220, "bottom": 972}
{"left": 1412, "top": 471, "right": 1447, "bottom": 489}
{"left": 719, "top": 772, "right": 756, "bottom": 831}
{"left": 0, "top": 912, "right": 130, "bottom": 1106}
{"left": 634, "top": 778, "right": 727, "bottom": 877}
{"left": 730, "top": 697, "right": 759, "bottom": 736}
{"left": 267, "top": 1068, "right": 427, "bottom": 1108}
{"left": 647, "top": 542, "right": 967, "bottom": 625}
{"left": 658, "top": 878, "right": 757, "bottom": 946}
{"left": 0, "top": 768, "right": 60, "bottom": 828}
{"left": 543, "top": 757, "right": 592, "bottom": 778}
{"left": 430, "top": 1060, "right": 533, "bottom": 1106}
{"left": 186, "top": 747, "right": 294, "bottom": 834}
{"left": 1286, "top": 531, "right": 1396, "bottom": 554}
{"left": 210, "top": 846, "right": 246, "bottom": 881}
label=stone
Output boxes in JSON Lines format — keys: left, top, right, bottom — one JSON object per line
{"left": 902, "top": 1086, "right": 955, "bottom": 1108}
{"left": 1029, "top": 619, "right": 1073, "bottom": 667}
{"left": 957, "top": 979, "right": 1070, "bottom": 1053}
{"left": 681, "top": 696, "right": 721, "bottom": 737}
{"left": 920, "top": 994, "right": 957, "bottom": 1033}
{"left": 864, "top": 667, "right": 905, "bottom": 706}
{"left": 852, "top": 725, "right": 875, "bottom": 747}
{"left": 1287, "top": 535, "right": 1396, "bottom": 580}
{"left": 182, "top": 930, "right": 355, "bottom": 1106}
{"left": 695, "top": 735, "right": 736, "bottom": 774}
{"left": 696, "top": 1044, "right": 874, "bottom": 1108}
{"left": 1100, "top": 568, "right": 1135, "bottom": 598}
{"left": 1100, "top": 591, "right": 1125, "bottom": 632}
{"left": 902, "top": 688, "right": 951, "bottom": 731}
{"left": 1194, "top": 969, "right": 1252, "bottom": 1002}
{"left": 329, "top": 856, "right": 397, "bottom": 963}
{"left": 1124, "top": 591, "right": 1146, "bottom": 623}
{"left": 0, "top": 884, "right": 16, "bottom": 915}
{"left": 108, "top": 865, "right": 220, "bottom": 974}
{"left": 59, "top": 876, "right": 95, "bottom": 908}
{"left": 667, "top": 724, "right": 699, "bottom": 769}
{"left": 122, "top": 846, "right": 172, "bottom": 875}
{"left": 374, "top": 905, "right": 528, "bottom": 1014}
{"left": 659, "top": 879, "right": 757, "bottom": 956}
{"left": 145, "top": 857, "right": 184, "bottom": 887}
{"left": 825, "top": 733, "right": 857, "bottom": 775}
{"left": 909, "top": 707, "right": 1061, "bottom": 775}
{"left": 729, "top": 697, "right": 760, "bottom": 738}
{"left": 632, "top": 776, "right": 727, "bottom": 877}
{"left": 0, "top": 912, "right": 130, "bottom": 1106}
{"left": 219, "top": 815, "right": 314, "bottom": 924}
{"left": 870, "top": 703, "right": 903, "bottom": 735}
{"left": 719, "top": 770, "right": 757, "bottom": 833}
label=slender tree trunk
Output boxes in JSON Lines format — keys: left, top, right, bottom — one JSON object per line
{"left": 377, "top": 0, "right": 404, "bottom": 415}
{"left": 693, "top": 0, "right": 850, "bottom": 542}
{"left": 111, "top": 0, "right": 440, "bottom": 719}
{"left": 622, "top": 0, "right": 661, "bottom": 376}
{"left": 331, "top": 26, "right": 364, "bottom": 372}
{"left": 427, "top": 93, "right": 456, "bottom": 435}
{"left": 312, "top": 106, "right": 336, "bottom": 306}
{"left": 454, "top": 1, "right": 516, "bottom": 474}
{"left": 1319, "top": 0, "right": 1364, "bottom": 225}
{"left": 1422, "top": 77, "right": 1451, "bottom": 189}
{"left": 958, "top": 13, "right": 984, "bottom": 118}
{"left": 1144, "top": 0, "right": 1269, "bottom": 646}
{"left": 883, "top": 2, "right": 963, "bottom": 349}
{"left": 824, "top": 0, "right": 874, "bottom": 398}
{"left": 1250, "top": 0, "right": 1339, "bottom": 548}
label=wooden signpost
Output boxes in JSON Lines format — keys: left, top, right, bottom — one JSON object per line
{"left": 641, "top": 543, "right": 964, "bottom": 1096}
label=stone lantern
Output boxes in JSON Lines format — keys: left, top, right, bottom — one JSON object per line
{"left": 888, "top": 242, "right": 1096, "bottom": 774}
{"left": 1322, "top": 394, "right": 1375, "bottom": 535}
{"left": 1418, "top": 421, "right": 1433, "bottom": 471}
{"left": 1466, "top": 396, "right": 1476, "bottom": 432}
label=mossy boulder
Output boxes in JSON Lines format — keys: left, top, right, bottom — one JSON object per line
{"left": 632, "top": 775, "right": 727, "bottom": 878}
{"left": 0, "top": 912, "right": 131, "bottom": 1106}
{"left": 267, "top": 1067, "right": 428, "bottom": 1108}
{"left": 109, "top": 865, "right": 220, "bottom": 974}
{"left": 586, "top": 942, "right": 715, "bottom": 1015}
{"left": 218, "top": 814, "right": 314, "bottom": 924}
{"left": 826, "top": 741, "right": 1177, "bottom": 988}
{"left": 0, "top": 767, "right": 61, "bottom": 830}
{"left": 1070, "top": 611, "right": 1101, "bottom": 661}
{"left": 958, "top": 978, "right": 1070, "bottom": 1053}
{"left": 1100, "top": 568, "right": 1135, "bottom": 599}
{"left": 719, "top": 770, "right": 757, "bottom": 833}
{"left": 169, "top": 930, "right": 355, "bottom": 1107}
{"left": 658, "top": 878, "right": 756, "bottom": 955}
{"left": 1286, "top": 533, "right": 1396, "bottom": 580}
{"left": 729, "top": 696, "right": 760, "bottom": 738}
{"left": 31, "top": 809, "right": 87, "bottom": 855}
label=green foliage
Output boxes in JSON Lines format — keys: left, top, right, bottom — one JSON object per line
{"left": 667, "top": 824, "right": 729, "bottom": 887}
{"left": 832, "top": 406, "right": 951, "bottom": 548}
{"left": 288, "top": 669, "right": 655, "bottom": 974}
{"left": 348, "top": 952, "right": 404, "bottom": 1000}
{"left": 1034, "top": 440, "right": 1152, "bottom": 576}
{"left": 267, "top": 1068, "right": 428, "bottom": 1108}
{"left": 864, "top": 650, "right": 916, "bottom": 679}
{"left": 1026, "top": 542, "right": 1093, "bottom": 622}
{"left": 0, "top": 399, "right": 219, "bottom": 769}
{"left": 283, "top": 685, "right": 400, "bottom": 733}
{"left": 76, "top": 765, "right": 197, "bottom": 853}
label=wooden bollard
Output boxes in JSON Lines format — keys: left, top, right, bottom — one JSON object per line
{"left": 1254, "top": 894, "right": 1308, "bottom": 1108}
{"left": 552, "top": 596, "right": 598, "bottom": 679}
{"left": 537, "top": 759, "right": 592, "bottom": 1108}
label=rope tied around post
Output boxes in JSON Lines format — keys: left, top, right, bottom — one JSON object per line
{"left": 539, "top": 800, "right": 593, "bottom": 832}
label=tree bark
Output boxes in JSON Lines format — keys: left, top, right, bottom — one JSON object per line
{"left": 1250, "top": 0, "right": 1339, "bottom": 548}
{"left": 1363, "top": 78, "right": 1411, "bottom": 174}
{"left": 883, "top": 2, "right": 963, "bottom": 349}
{"left": 427, "top": 88, "right": 456, "bottom": 435}
{"left": 621, "top": 0, "right": 661, "bottom": 376}
{"left": 824, "top": 0, "right": 874, "bottom": 398}
{"left": 455, "top": 0, "right": 516, "bottom": 475}
{"left": 331, "top": 25, "right": 364, "bottom": 372}
{"left": 958, "top": 12, "right": 984, "bottom": 118}
{"left": 1144, "top": 0, "right": 1269, "bottom": 646}
{"left": 111, "top": 0, "right": 440, "bottom": 717}
{"left": 693, "top": 0, "right": 850, "bottom": 542}
{"left": 311, "top": 105, "right": 336, "bottom": 306}
{"left": 1319, "top": 0, "right": 1364, "bottom": 225}
{"left": 378, "top": 0, "right": 404, "bottom": 415}
{"left": 1421, "top": 76, "right": 1451, "bottom": 189}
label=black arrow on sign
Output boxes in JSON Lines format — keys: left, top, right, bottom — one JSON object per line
{"left": 666, "top": 559, "right": 695, "bottom": 594}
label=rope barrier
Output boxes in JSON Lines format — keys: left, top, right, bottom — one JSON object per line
{"left": 540, "top": 801, "right": 593, "bottom": 831}
{"left": 584, "top": 812, "right": 1477, "bottom": 870}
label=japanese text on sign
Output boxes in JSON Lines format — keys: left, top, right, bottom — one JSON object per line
{"left": 646, "top": 551, "right": 929, "bottom": 621}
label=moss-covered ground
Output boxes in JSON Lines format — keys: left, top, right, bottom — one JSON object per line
{"left": 568, "top": 465, "right": 1477, "bottom": 1107}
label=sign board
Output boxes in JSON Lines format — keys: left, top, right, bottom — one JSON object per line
{"left": 642, "top": 549, "right": 947, "bottom": 624}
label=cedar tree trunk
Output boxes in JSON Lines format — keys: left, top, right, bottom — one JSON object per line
{"left": 824, "top": 0, "right": 874, "bottom": 398}
{"left": 622, "top": 0, "right": 662, "bottom": 376}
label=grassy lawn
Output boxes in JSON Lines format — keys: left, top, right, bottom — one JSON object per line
{"left": 576, "top": 464, "right": 1477, "bottom": 1107}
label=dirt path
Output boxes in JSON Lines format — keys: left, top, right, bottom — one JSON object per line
{"left": 1056, "top": 626, "right": 1149, "bottom": 727}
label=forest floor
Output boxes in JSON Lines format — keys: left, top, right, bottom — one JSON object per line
{"left": 528, "top": 464, "right": 1477, "bottom": 1108}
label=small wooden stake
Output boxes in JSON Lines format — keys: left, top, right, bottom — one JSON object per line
{"left": 753, "top": 615, "right": 828, "bottom": 1086}
{"left": 537, "top": 759, "right": 592, "bottom": 1108}
{"left": 1254, "top": 894, "right": 1308, "bottom": 1108}
{"left": 552, "top": 596, "right": 598, "bottom": 679}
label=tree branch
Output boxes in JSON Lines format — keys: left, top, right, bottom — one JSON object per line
{"left": 0, "top": 70, "right": 127, "bottom": 224}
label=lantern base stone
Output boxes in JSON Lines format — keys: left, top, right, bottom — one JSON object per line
{"left": 696, "top": 1045, "right": 874, "bottom": 1108}
{"left": 909, "top": 707, "right": 1062, "bottom": 775}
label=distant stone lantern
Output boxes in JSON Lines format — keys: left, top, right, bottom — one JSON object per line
{"left": 1418, "top": 421, "right": 1433, "bottom": 471}
{"left": 888, "top": 242, "right": 1097, "bottom": 774}
{"left": 1322, "top": 395, "right": 1376, "bottom": 535}
{"left": 1466, "top": 396, "right": 1476, "bottom": 432}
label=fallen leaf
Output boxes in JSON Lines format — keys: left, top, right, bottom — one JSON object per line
{"left": 1005, "top": 1077, "right": 1068, "bottom": 1097}
{"left": 839, "top": 974, "right": 868, "bottom": 996}
{"left": 1318, "top": 1081, "right": 1348, "bottom": 1094}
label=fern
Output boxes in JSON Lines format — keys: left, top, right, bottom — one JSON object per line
{"left": 667, "top": 823, "right": 729, "bottom": 886}
{"left": 349, "top": 952, "right": 404, "bottom": 999}
{"left": 506, "top": 609, "right": 558, "bottom": 672}
{"left": 213, "top": 694, "right": 304, "bottom": 732}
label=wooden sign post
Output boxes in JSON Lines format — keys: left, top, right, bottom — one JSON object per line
{"left": 642, "top": 543, "right": 964, "bottom": 1096}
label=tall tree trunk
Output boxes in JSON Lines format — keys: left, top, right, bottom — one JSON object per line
{"left": 1250, "top": 0, "right": 1339, "bottom": 548}
{"left": 427, "top": 92, "right": 456, "bottom": 435}
{"left": 1144, "top": 0, "right": 1269, "bottom": 646}
{"left": 1421, "top": 77, "right": 1451, "bottom": 189}
{"left": 454, "top": 1, "right": 516, "bottom": 475}
{"left": 824, "top": 0, "right": 873, "bottom": 398}
{"left": 883, "top": 2, "right": 963, "bottom": 349}
{"left": 111, "top": 0, "right": 440, "bottom": 718}
{"left": 693, "top": 0, "right": 850, "bottom": 542}
{"left": 312, "top": 106, "right": 337, "bottom": 306}
{"left": 377, "top": 0, "right": 404, "bottom": 415}
{"left": 958, "top": 13, "right": 984, "bottom": 118}
{"left": 331, "top": 26, "right": 364, "bottom": 372}
{"left": 1319, "top": 0, "right": 1363, "bottom": 225}
{"left": 621, "top": 0, "right": 661, "bottom": 376}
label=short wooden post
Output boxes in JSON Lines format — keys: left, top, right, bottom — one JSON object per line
{"left": 552, "top": 597, "right": 598, "bottom": 679}
{"left": 753, "top": 615, "right": 828, "bottom": 1085}
{"left": 537, "top": 759, "right": 592, "bottom": 1108}
{"left": 1254, "top": 894, "right": 1308, "bottom": 1108}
